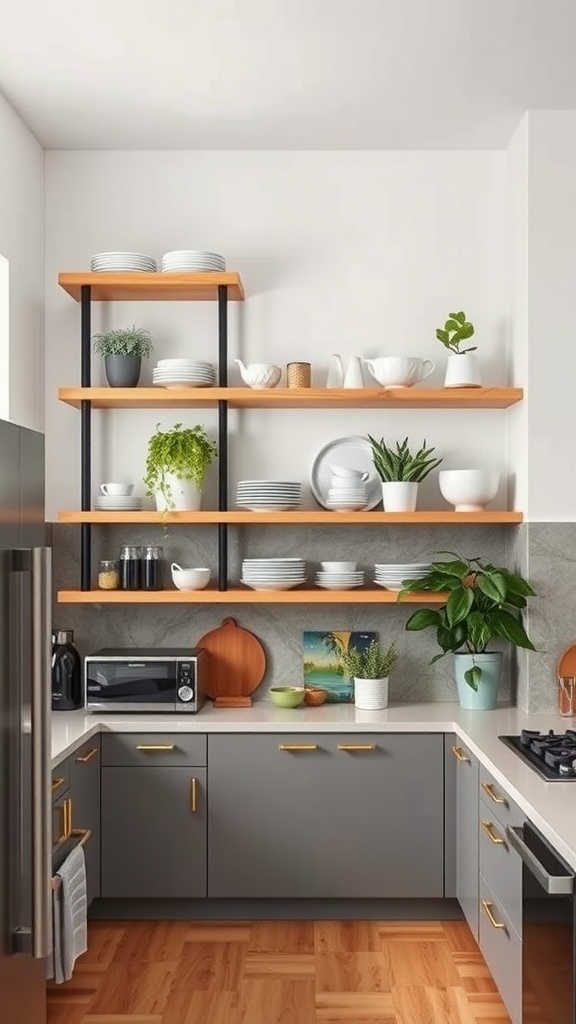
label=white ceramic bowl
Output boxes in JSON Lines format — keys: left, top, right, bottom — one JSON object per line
{"left": 170, "top": 563, "right": 211, "bottom": 591}
{"left": 320, "top": 561, "right": 357, "bottom": 572}
{"left": 329, "top": 465, "right": 369, "bottom": 481}
{"left": 438, "top": 470, "right": 499, "bottom": 512}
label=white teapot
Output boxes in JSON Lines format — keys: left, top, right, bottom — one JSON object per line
{"left": 234, "top": 359, "right": 282, "bottom": 389}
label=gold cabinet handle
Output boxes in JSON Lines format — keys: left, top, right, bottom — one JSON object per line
{"left": 54, "top": 797, "right": 72, "bottom": 849}
{"left": 278, "top": 744, "right": 318, "bottom": 752}
{"left": 75, "top": 747, "right": 98, "bottom": 763}
{"left": 190, "top": 777, "right": 197, "bottom": 813}
{"left": 481, "top": 781, "right": 506, "bottom": 804}
{"left": 481, "top": 820, "right": 506, "bottom": 846}
{"left": 51, "top": 777, "right": 65, "bottom": 794}
{"left": 338, "top": 744, "right": 376, "bottom": 752}
{"left": 65, "top": 798, "right": 73, "bottom": 840}
{"left": 136, "top": 744, "right": 176, "bottom": 752}
{"left": 482, "top": 899, "right": 506, "bottom": 930}
{"left": 452, "top": 746, "right": 470, "bottom": 763}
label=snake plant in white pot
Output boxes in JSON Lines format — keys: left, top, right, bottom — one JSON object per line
{"left": 367, "top": 435, "right": 443, "bottom": 511}
{"left": 340, "top": 638, "right": 398, "bottom": 710}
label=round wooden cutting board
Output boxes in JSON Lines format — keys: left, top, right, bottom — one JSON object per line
{"left": 197, "top": 617, "right": 266, "bottom": 706}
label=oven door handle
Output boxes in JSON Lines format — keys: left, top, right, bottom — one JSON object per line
{"left": 507, "top": 826, "right": 575, "bottom": 895}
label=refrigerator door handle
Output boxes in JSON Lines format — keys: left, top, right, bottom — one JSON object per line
{"left": 29, "top": 547, "right": 52, "bottom": 959}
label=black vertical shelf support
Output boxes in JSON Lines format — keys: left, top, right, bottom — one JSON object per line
{"left": 217, "top": 284, "right": 229, "bottom": 591}
{"left": 80, "top": 285, "right": 92, "bottom": 590}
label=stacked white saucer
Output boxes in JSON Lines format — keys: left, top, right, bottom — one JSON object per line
{"left": 152, "top": 359, "right": 216, "bottom": 388}
{"left": 161, "top": 251, "right": 226, "bottom": 272}
{"left": 94, "top": 495, "right": 143, "bottom": 511}
{"left": 241, "top": 557, "right": 307, "bottom": 591}
{"left": 325, "top": 464, "right": 369, "bottom": 511}
{"left": 315, "top": 560, "right": 364, "bottom": 591}
{"left": 374, "top": 562, "right": 432, "bottom": 592}
{"left": 236, "top": 480, "right": 302, "bottom": 512}
{"left": 90, "top": 251, "right": 157, "bottom": 272}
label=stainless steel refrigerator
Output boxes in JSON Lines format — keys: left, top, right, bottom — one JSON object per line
{"left": 0, "top": 418, "right": 51, "bottom": 1023}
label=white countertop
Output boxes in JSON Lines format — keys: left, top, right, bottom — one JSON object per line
{"left": 52, "top": 702, "right": 576, "bottom": 871}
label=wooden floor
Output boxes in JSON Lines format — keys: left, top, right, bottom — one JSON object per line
{"left": 46, "top": 919, "right": 511, "bottom": 1024}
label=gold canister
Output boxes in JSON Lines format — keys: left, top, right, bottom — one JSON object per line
{"left": 287, "top": 362, "right": 311, "bottom": 388}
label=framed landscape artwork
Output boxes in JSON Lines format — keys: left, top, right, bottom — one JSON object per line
{"left": 302, "top": 630, "right": 377, "bottom": 702}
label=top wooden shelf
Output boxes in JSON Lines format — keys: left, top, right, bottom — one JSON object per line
{"left": 58, "top": 386, "right": 524, "bottom": 410}
{"left": 58, "top": 272, "right": 245, "bottom": 302}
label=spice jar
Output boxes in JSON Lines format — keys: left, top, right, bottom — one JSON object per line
{"left": 142, "top": 545, "right": 164, "bottom": 590}
{"left": 119, "top": 545, "right": 142, "bottom": 589}
{"left": 98, "top": 558, "right": 120, "bottom": 590}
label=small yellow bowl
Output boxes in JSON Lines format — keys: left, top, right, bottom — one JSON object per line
{"left": 269, "top": 686, "right": 305, "bottom": 708}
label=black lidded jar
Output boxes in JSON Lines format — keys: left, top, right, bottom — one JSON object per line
{"left": 142, "top": 545, "right": 164, "bottom": 590}
{"left": 51, "top": 629, "right": 82, "bottom": 711}
{"left": 119, "top": 544, "right": 142, "bottom": 589}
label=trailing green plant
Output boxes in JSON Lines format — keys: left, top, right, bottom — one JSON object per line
{"left": 93, "top": 325, "right": 154, "bottom": 358}
{"left": 400, "top": 551, "right": 536, "bottom": 690}
{"left": 144, "top": 422, "right": 217, "bottom": 508}
{"left": 367, "top": 436, "right": 443, "bottom": 483}
{"left": 339, "top": 638, "right": 398, "bottom": 679}
{"left": 435, "top": 310, "right": 475, "bottom": 354}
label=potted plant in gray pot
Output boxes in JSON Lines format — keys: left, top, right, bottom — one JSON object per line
{"left": 93, "top": 325, "right": 154, "bottom": 387}
{"left": 399, "top": 552, "right": 536, "bottom": 709}
{"left": 144, "top": 422, "right": 217, "bottom": 513}
{"left": 367, "top": 435, "right": 443, "bottom": 511}
{"left": 339, "top": 637, "right": 398, "bottom": 710}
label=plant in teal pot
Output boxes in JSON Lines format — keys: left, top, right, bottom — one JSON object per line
{"left": 399, "top": 552, "right": 536, "bottom": 709}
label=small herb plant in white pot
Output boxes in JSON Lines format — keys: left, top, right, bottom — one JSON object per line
{"left": 144, "top": 422, "right": 217, "bottom": 513}
{"left": 340, "top": 638, "right": 398, "bottom": 710}
{"left": 93, "top": 325, "right": 154, "bottom": 388}
{"left": 435, "top": 310, "right": 480, "bottom": 388}
{"left": 367, "top": 435, "right": 443, "bottom": 511}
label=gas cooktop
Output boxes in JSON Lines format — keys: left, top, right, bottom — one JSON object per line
{"left": 500, "top": 730, "right": 576, "bottom": 781}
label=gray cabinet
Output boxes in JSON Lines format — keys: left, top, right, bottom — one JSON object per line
{"left": 452, "top": 739, "right": 479, "bottom": 939}
{"left": 208, "top": 733, "right": 444, "bottom": 899}
{"left": 69, "top": 738, "right": 101, "bottom": 905}
{"left": 479, "top": 873, "right": 522, "bottom": 1024}
{"left": 101, "top": 765, "right": 207, "bottom": 898}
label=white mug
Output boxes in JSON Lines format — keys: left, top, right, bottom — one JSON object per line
{"left": 100, "top": 482, "right": 134, "bottom": 496}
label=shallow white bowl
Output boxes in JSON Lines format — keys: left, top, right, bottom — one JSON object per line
{"left": 438, "top": 469, "right": 499, "bottom": 512}
{"left": 170, "top": 565, "right": 211, "bottom": 591}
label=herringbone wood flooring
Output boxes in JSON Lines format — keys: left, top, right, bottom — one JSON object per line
{"left": 46, "top": 919, "right": 511, "bottom": 1023}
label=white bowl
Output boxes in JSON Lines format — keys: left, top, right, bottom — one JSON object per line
{"left": 320, "top": 561, "right": 357, "bottom": 572}
{"left": 438, "top": 470, "right": 499, "bottom": 512}
{"left": 329, "top": 465, "right": 369, "bottom": 481}
{"left": 170, "top": 564, "right": 211, "bottom": 591}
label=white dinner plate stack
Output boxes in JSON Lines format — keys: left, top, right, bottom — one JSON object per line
{"left": 152, "top": 359, "right": 216, "bottom": 388}
{"left": 161, "top": 251, "right": 226, "bottom": 273}
{"left": 236, "top": 480, "right": 302, "bottom": 512}
{"left": 90, "top": 252, "right": 157, "bottom": 272}
{"left": 315, "top": 569, "right": 365, "bottom": 591}
{"left": 374, "top": 563, "right": 432, "bottom": 592}
{"left": 241, "top": 558, "right": 307, "bottom": 591}
{"left": 94, "top": 495, "right": 143, "bottom": 512}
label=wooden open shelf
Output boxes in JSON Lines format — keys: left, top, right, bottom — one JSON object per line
{"left": 57, "top": 587, "right": 449, "bottom": 605}
{"left": 57, "top": 509, "right": 524, "bottom": 525}
{"left": 58, "top": 271, "right": 245, "bottom": 302}
{"left": 58, "top": 386, "right": 523, "bottom": 411}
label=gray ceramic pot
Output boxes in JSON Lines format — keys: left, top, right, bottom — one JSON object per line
{"left": 104, "top": 355, "right": 141, "bottom": 388}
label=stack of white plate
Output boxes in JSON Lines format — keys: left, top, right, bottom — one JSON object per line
{"left": 241, "top": 558, "right": 307, "bottom": 591}
{"left": 236, "top": 480, "right": 302, "bottom": 512}
{"left": 315, "top": 569, "right": 365, "bottom": 591}
{"left": 152, "top": 359, "right": 216, "bottom": 388}
{"left": 94, "top": 495, "right": 143, "bottom": 512}
{"left": 326, "top": 480, "right": 369, "bottom": 511}
{"left": 161, "top": 251, "right": 226, "bottom": 273}
{"left": 374, "top": 563, "right": 432, "bottom": 592}
{"left": 90, "top": 252, "right": 157, "bottom": 272}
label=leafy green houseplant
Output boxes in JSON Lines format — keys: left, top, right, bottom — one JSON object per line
{"left": 144, "top": 423, "right": 217, "bottom": 512}
{"left": 93, "top": 325, "right": 154, "bottom": 388}
{"left": 435, "top": 311, "right": 476, "bottom": 354}
{"left": 436, "top": 310, "right": 481, "bottom": 388}
{"left": 339, "top": 638, "right": 398, "bottom": 710}
{"left": 367, "top": 436, "right": 443, "bottom": 512}
{"left": 400, "top": 552, "right": 536, "bottom": 709}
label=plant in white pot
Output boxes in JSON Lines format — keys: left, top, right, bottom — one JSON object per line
{"left": 435, "top": 309, "right": 480, "bottom": 388}
{"left": 144, "top": 422, "right": 217, "bottom": 513}
{"left": 399, "top": 552, "right": 536, "bottom": 710}
{"left": 340, "top": 638, "right": 398, "bottom": 710}
{"left": 367, "top": 435, "right": 443, "bottom": 511}
{"left": 93, "top": 325, "right": 154, "bottom": 388}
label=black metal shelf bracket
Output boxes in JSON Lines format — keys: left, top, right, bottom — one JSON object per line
{"left": 80, "top": 285, "right": 92, "bottom": 590}
{"left": 217, "top": 284, "right": 229, "bottom": 591}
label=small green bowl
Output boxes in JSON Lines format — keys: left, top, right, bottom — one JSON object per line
{"left": 269, "top": 686, "right": 305, "bottom": 708}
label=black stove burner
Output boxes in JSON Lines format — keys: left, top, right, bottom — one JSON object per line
{"left": 500, "top": 730, "right": 576, "bottom": 781}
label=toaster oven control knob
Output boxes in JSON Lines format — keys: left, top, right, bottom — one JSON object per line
{"left": 177, "top": 685, "right": 194, "bottom": 703}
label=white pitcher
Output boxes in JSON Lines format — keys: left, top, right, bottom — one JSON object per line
{"left": 326, "top": 354, "right": 344, "bottom": 388}
{"left": 343, "top": 356, "right": 365, "bottom": 388}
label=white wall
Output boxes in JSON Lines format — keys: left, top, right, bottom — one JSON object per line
{"left": 44, "top": 150, "right": 509, "bottom": 521}
{"left": 506, "top": 116, "right": 529, "bottom": 516}
{"left": 0, "top": 91, "right": 44, "bottom": 431}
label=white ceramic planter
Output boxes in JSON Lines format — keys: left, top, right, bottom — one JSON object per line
{"left": 354, "top": 676, "right": 389, "bottom": 710}
{"left": 381, "top": 481, "right": 418, "bottom": 512}
{"left": 155, "top": 473, "right": 202, "bottom": 512}
{"left": 444, "top": 352, "right": 482, "bottom": 388}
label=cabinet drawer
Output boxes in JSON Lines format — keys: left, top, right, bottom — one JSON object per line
{"left": 478, "top": 766, "right": 523, "bottom": 831}
{"left": 102, "top": 732, "right": 206, "bottom": 767}
{"left": 479, "top": 799, "right": 522, "bottom": 935}
{"left": 51, "top": 761, "right": 69, "bottom": 802}
{"left": 479, "top": 873, "right": 522, "bottom": 1024}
